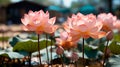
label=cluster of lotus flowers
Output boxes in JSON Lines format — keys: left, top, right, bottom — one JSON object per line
{"left": 21, "top": 10, "right": 120, "bottom": 66}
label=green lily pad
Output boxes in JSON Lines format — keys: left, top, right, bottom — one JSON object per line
{"left": 106, "top": 55, "right": 120, "bottom": 67}
{"left": 84, "top": 45, "right": 99, "bottom": 59}
{"left": 13, "top": 39, "right": 54, "bottom": 53}
{"left": 113, "top": 34, "right": 120, "bottom": 42}
{"left": 109, "top": 41, "right": 120, "bottom": 54}
{"left": 0, "top": 53, "right": 9, "bottom": 58}
{"left": 9, "top": 36, "right": 23, "bottom": 47}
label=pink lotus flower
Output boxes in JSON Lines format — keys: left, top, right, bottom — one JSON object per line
{"left": 63, "top": 13, "right": 106, "bottom": 41}
{"left": 56, "top": 31, "right": 78, "bottom": 50}
{"left": 21, "top": 10, "right": 58, "bottom": 34}
{"left": 63, "top": 13, "right": 85, "bottom": 33}
{"left": 114, "top": 20, "right": 120, "bottom": 30}
{"left": 97, "top": 13, "right": 117, "bottom": 32}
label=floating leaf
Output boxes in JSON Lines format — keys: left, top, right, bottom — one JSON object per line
{"left": 84, "top": 45, "right": 99, "bottom": 59}
{"left": 98, "top": 43, "right": 105, "bottom": 52}
{"left": 0, "top": 53, "right": 9, "bottom": 58}
{"left": 109, "top": 41, "right": 120, "bottom": 54}
{"left": 13, "top": 39, "right": 54, "bottom": 53}
{"left": 9, "top": 36, "right": 22, "bottom": 47}
{"left": 0, "top": 37, "right": 9, "bottom": 41}
{"left": 86, "top": 37, "right": 94, "bottom": 44}
{"left": 106, "top": 55, "right": 120, "bottom": 67}
{"left": 113, "top": 34, "right": 120, "bottom": 42}
{"left": 0, "top": 52, "right": 25, "bottom": 59}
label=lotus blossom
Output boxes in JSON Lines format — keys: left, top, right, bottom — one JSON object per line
{"left": 63, "top": 13, "right": 85, "bottom": 33}
{"left": 21, "top": 10, "right": 58, "bottom": 34}
{"left": 63, "top": 13, "right": 106, "bottom": 41}
{"left": 56, "top": 31, "right": 78, "bottom": 50}
{"left": 97, "top": 13, "right": 117, "bottom": 32}
{"left": 114, "top": 20, "right": 120, "bottom": 30}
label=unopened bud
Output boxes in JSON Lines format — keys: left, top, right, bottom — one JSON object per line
{"left": 56, "top": 46, "right": 64, "bottom": 55}
{"left": 106, "top": 31, "right": 113, "bottom": 41}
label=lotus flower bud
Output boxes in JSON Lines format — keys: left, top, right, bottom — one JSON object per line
{"left": 70, "top": 52, "right": 79, "bottom": 62}
{"left": 106, "top": 31, "right": 113, "bottom": 41}
{"left": 56, "top": 46, "right": 64, "bottom": 55}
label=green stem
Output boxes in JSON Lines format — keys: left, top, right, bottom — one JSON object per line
{"left": 37, "top": 34, "right": 42, "bottom": 65}
{"left": 82, "top": 38, "right": 85, "bottom": 67}
{"left": 103, "top": 40, "right": 109, "bottom": 67}
{"left": 45, "top": 34, "right": 49, "bottom": 64}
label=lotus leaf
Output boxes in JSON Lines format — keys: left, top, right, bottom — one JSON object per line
{"left": 13, "top": 39, "right": 54, "bottom": 53}
{"left": 109, "top": 41, "right": 120, "bottom": 54}
{"left": 106, "top": 55, "right": 120, "bottom": 67}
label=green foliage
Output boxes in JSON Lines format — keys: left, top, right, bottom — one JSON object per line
{"left": 113, "top": 34, "right": 120, "bottom": 42}
{"left": 108, "top": 33, "right": 120, "bottom": 54}
{"left": 84, "top": 45, "right": 99, "bottom": 59}
{"left": 0, "top": 0, "right": 10, "bottom": 6}
{"left": 84, "top": 45, "right": 93, "bottom": 51}
{"left": 86, "top": 37, "right": 94, "bottom": 44}
{"left": 30, "top": 36, "right": 38, "bottom": 40}
{"left": 9, "top": 36, "right": 22, "bottom": 47}
{"left": 0, "top": 37, "right": 9, "bottom": 41}
{"left": 106, "top": 55, "right": 120, "bottom": 67}
{"left": 13, "top": 40, "right": 54, "bottom": 53}
{"left": 0, "top": 53, "right": 9, "bottom": 58}
{"left": 98, "top": 43, "right": 105, "bottom": 52}
{"left": 109, "top": 41, "right": 120, "bottom": 54}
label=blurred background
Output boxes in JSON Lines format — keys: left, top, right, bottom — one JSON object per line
{"left": 0, "top": 1, "right": 119, "bottom": 66}
{"left": 0, "top": 0, "right": 120, "bottom": 49}
{"left": 0, "top": 0, "right": 120, "bottom": 24}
